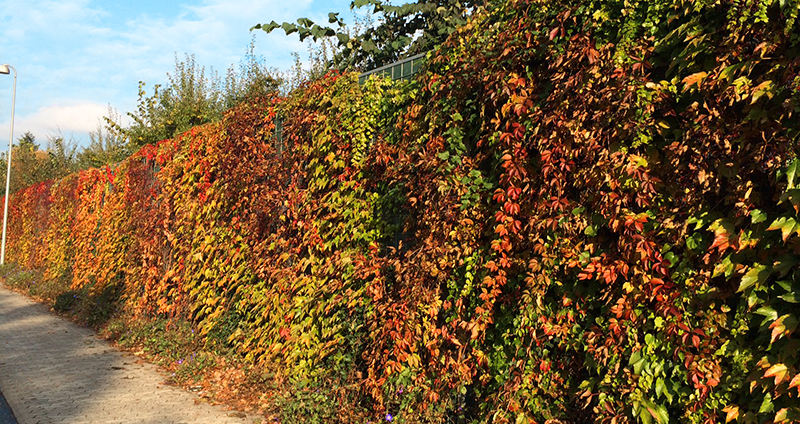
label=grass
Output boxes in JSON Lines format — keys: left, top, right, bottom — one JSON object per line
{"left": 102, "top": 315, "right": 217, "bottom": 384}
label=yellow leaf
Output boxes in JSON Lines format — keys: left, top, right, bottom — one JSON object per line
{"left": 723, "top": 405, "right": 740, "bottom": 423}
{"left": 773, "top": 408, "right": 798, "bottom": 423}
{"left": 764, "top": 363, "right": 788, "bottom": 385}
{"left": 751, "top": 80, "right": 774, "bottom": 104}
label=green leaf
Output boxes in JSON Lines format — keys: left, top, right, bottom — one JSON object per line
{"left": 738, "top": 264, "right": 771, "bottom": 292}
{"left": 320, "top": 26, "right": 336, "bottom": 37}
{"left": 779, "top": 189, "right": 800, "bottom": 211}
{"left": 630, "top": 351, "right": 646, "bottom": 375}
{"left": 636, "top": 401, "right": 652, "bottom": 424}
{"left": 787, "top": 158, "right": 799, "bottom": 189}
{"left": 754, "top": 306, "right": 778, "bottom": 322}
{"left": 252, "top": 21, "right": 280, "bottom": 32}
{"left": 664, "top": 251, "right": 677, "bottom": 268}
{"left": 777, "top": 279, "right": 793, "bottom": 292}
{"left": 360, "top": 38, "right": 376, "bottom": 51}
{"left": 759, "top": 392, "right": 774, "bottom": 414}
{"left": 296, "top": 17, "right": 314, "bottom": 27}
{"left": 767, "top": 216, "right": 799, "bottom": 242}
{"left": 747, "top": 289, "right": 761, "bottom": 308}
{"left": 655, "top": 377, "right": 666, "bottom": 396}
{"left": 297, "top": 27, "right": 312, "bottom": 40}
{"left": 328, "top": 12, "right": 340, "bottom": 23}
{"left": 713, "top": 255, "right": 734, "bottom": 278}
{"left": 778, "top": 292, "right": 798, "bottom": 303}
{"left": 774, "top": 255, "right": 799, "bottom": 276}
{"left": 751, "top": 209, "right": 767, "bottom": 224}
{"left": 641, "top": 399, "right": 669, "bottom": 424}
{"left": 282, "top": 22, "right": 299, "bottom": 35}
{"left": 686, "top": 232, "right": 702, "bottom": 250}
{"left": 719, "top": 63, "right": 745, "bottom": 81}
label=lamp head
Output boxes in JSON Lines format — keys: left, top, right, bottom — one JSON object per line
{"left": 0, "top": 65, "right": 9, "bottom": 75}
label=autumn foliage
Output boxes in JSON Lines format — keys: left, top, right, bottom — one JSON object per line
{"left": 4, "top": 0, "right": 800, "bottom": 422}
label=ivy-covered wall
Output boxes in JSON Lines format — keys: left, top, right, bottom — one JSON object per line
{"left": 4, "top": 0, "right": 800, "bottom": 423}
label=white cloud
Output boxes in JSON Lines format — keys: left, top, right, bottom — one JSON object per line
{"left": 0, "top": 102, "right": 109, "bottom": 144}
{"left": 0, "top": 0, "right": 353, "bottom": 147}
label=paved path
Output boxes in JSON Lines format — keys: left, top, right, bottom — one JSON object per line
{"left": 0, "top": 286, "right": 257, "bottom": 424}
{"left": 1, "top": 389, "right": 18, "bottom": 423}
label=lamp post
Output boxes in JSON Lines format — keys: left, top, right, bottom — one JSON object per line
{"left": 0, "top": 64, "right": 16, "bottom": 265}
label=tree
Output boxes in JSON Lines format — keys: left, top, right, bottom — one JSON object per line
{"left": 76, "top": 120, "right": 129, "bottom": 169}
{"left": 253, "top": 0, "right": 483, "bottom": 71}
{"left": 107, "top": 49, "right": 283, "bottom": 149}
{"left": 8, "top": 132, "right": 47, "bottom": 192}
{"left": 224, "top": 36, "right": 284, "bottom": 105}
{"left": 45, "top": 134, "right": 79, "bottom": 179}
{"left": 0, "top": 132, "right": 79, "bottom": 194}
{"left": 107, "top": 54, "right": 226, "bottom": 148}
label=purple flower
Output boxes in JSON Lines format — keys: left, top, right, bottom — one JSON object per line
{"left": 386, "top": 413, "right": 393, "bottom": 421}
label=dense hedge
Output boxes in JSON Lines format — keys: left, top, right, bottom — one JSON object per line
{"left": 4, "top": 0, "right": 800, "bottom": 422}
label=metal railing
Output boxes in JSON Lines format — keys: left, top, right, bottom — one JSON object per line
{"left": 269, "top": 53, "right": 428, "bottom": 156}
{"left": 358, "top": 52, "right": 427, "bottom": 84}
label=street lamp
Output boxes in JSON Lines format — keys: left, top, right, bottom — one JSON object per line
{"left": 0, "top": 64, "right": 16, "bottom": 265}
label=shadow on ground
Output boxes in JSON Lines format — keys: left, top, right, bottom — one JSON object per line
{"left": 0, "top": 285, "right": 249, "bottom": 424}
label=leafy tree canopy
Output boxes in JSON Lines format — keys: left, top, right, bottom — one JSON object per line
{"left": 252, "top": 0, "right": 483, "bottom": 70}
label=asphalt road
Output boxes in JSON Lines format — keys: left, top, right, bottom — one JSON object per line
{"left": 0, "top": 390, "right": 17, "bottom": 424}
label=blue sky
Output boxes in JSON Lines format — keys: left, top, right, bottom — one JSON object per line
{"left": 0, "top": 0, "right": 354, "bottom": 148}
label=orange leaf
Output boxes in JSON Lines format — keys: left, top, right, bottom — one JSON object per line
{"left": 682, "top": 71, "right": 708, "bottom": 90}
{"left": 789, "top": 373, "right": 800, "bottom": 391}
{"left": 722, "top": 405, "right": 740, "bottom": 423}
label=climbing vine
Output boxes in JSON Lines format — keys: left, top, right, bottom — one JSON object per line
{"left": 3, "top": 0, "right": 800, "bottom": 423}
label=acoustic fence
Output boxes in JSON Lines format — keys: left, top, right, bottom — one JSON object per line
{"left": 3, "top": 0, "right": 800, "bottom": 422}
